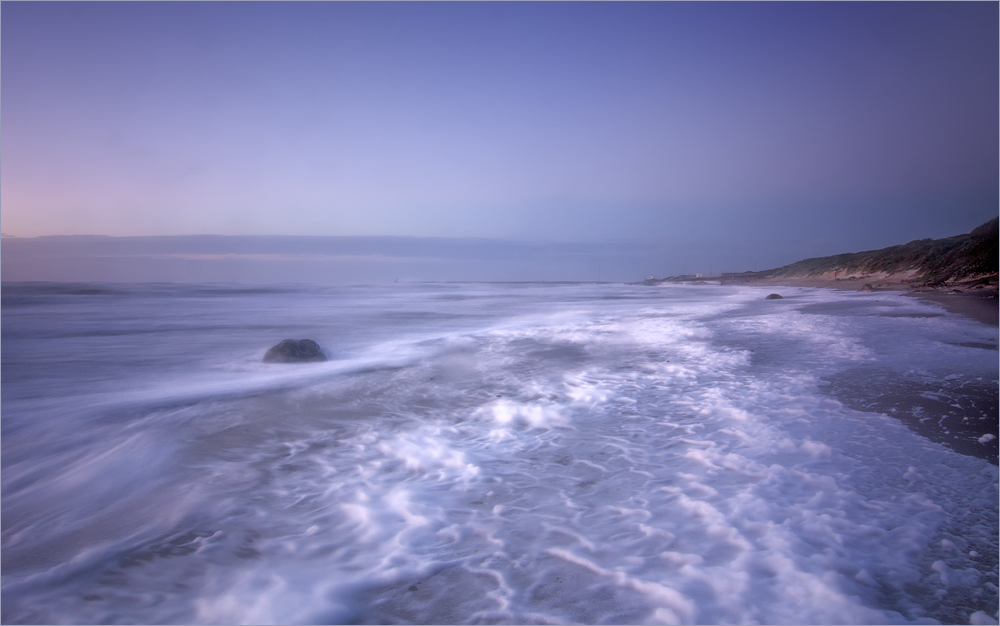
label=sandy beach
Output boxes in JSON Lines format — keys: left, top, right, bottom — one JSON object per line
{"left": 724, "top": 274, "right": 999, "bottom": 326}
{"left": 711, "top": 275, "right": 999, "bottom": 465}
{"left": 905, "top": 288, "right": 999, "bottom": 327}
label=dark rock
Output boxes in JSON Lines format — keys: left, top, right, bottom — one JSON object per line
{"left": 765, "top": 293, "right": 783, "bottom": 300}
{"left": 861, "top": 283, "right": 874, "bottom": 292}
{"left": 263, "top": 339, "right": 327, "bottom": 363}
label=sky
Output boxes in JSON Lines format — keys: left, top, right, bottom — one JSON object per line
{"left": 1, "top": 2, "right": 998, "bottom": 281}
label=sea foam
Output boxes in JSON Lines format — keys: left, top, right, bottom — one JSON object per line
{"left": 1, "top": 282, "right": 996, "bottom": 624}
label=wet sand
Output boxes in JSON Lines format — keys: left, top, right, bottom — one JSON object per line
{"left": 723, "top": 276, "right": 999, "bottom": 463}
{"left": 905, "top": 288, "right": 998, "bottom": 326}
{"left": 823, "top": 365, "right": 998, "bottom": 464}
{"left": 726, "top": 275, "right": 998, "bottom": 327}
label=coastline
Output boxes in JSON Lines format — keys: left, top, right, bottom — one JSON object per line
{"left": 720, "top": 275, "right": 999, "bottom": 327}
{"left": 730, "top": 277, "right": 998, "bottom": 465}
{"left": 904, "top": 288, "right": 998, "bottom": 327}
{"left": 720, "top": 276, "right": 998, "bottom": 464}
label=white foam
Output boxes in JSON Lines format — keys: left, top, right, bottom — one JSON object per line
{"left": 2, "top": 283, "right": 996, "bottom": 624}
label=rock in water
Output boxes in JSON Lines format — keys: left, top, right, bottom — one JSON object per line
{"left": 765, "top": 293, "right": 783, "bottom": 300}
{"left": 263, "top": 339, "right": 327, "bottom": 363}
{"left": 861, "top": 283, "right": 874, "bottom": 292}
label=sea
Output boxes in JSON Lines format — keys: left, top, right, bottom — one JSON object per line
{"left": 1, "top": 281, "right": 997, "bottom": 625}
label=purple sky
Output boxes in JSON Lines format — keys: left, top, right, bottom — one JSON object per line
{"left": 2, "top": 2, "right": 997, "bottom": 249}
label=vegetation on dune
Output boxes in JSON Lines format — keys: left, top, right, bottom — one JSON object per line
{"left": 764, "top": 217, "right": 998, "bottom": 284}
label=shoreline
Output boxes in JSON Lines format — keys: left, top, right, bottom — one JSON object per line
{"left": 717, "top": 276, "right": 999, "bottom": 327}
{"left": 722, "top": 276, "right": 998, "bottom": 465}
{"left": 903, "top": 289, "right": 998, "bottom": 327}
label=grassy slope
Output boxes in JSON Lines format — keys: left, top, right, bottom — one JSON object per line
{"left": 765, "top": 218, "right": 998, "bottom": 284}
